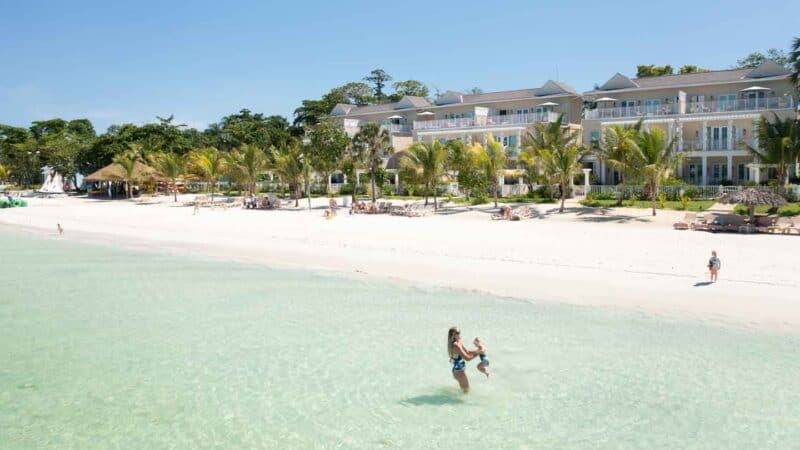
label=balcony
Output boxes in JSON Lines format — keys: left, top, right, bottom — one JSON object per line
{"left": 685, "top": 97, "right": 794, "bottom": 114}
{"left": 584, "top": 104, "right": 678, "bottom": 120}
{"left": 380, "top": 123, "right": 411, "bottom": 133}
{"left": 413, "top": 111, "right": 561, "bottom": 131}
{"left": 680, "top": 138, "right": 757, "bottom": 152}
{"left": 585, "top": 95, "right": 795, "bottom": 121}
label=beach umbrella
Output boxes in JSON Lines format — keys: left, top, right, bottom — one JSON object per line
{"left": 739, "top": 86, "right": 770, "bottom": 92}
{"left": 717, "top": 188, "right": 787, "bottom": 222}
{"left": 539, "top": 101, "right": 559, "bottom": 107}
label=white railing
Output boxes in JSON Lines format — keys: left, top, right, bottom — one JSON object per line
{"left": 686, "top": 96, "right": 794, "bottom": 114}
{"left": 380, "top": 123, "right": 411, "bottom": 133}
{"left": 585, "top": 104, "right": 678, "bottom": 120}
{"left": 680, "top": 138, "right": 756, "bottom": 152}
{"left": 413, "top": 111, "right": 561, "bottom": 131}
{"left": 587, "top": 184, "right": 797, "bottom": 200}
{"left": 585, "top": 96, "right": 795, "bottom": 120}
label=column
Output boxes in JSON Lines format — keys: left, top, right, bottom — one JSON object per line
{"left": 701, "top": 120, "right": 708, "bottom": 151}
{"left": 516, "top": 130, "right": 522, "bottom": 152}
{"left": 394, "top": 172, "right": 400, "bottom": 193}
{"left": 600, "top": 160, "right": 606, "bottom": 184}
{"left": 727, "top": 155, "right": 733, "bottom": 183}
{"left": 678, "top": 122, "right": 684, "bottom": 151}
{"left": 343, "top": 174, "right": 348, "bottom": 184}
{"left": 482, "top": 133, "right": 488, "bottom": 145}
{"left": 582, "top": 168, "right": 592, "bottom": 190}
{"left": 727, "top": 119, "right": 734, "bottom": 150}
{"left": 667, "top": 122, "right": 673, "bottom": 144}
{"left": 701, "top": 155, "right": 708, "bottom": 185}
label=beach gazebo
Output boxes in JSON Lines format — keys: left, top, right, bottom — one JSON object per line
{"left": 84, "top": 161, "right": 163, "bottom": 198}
{"left": 718, "top": 188, "right": 787, "bottom": 223}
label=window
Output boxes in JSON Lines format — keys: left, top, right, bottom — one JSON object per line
{"left": 717, "top": 94, "right": 737, "bottom": 111}
{"left": 516, "top": 109, "right": 528, "bottom": 115}
{"left": 644, "top": 99, "right": 661, "bottom": 114}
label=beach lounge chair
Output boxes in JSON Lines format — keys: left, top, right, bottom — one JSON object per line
{"left": 769, "top": 217, "right": 799, "bottom": 235}
{"left": 673, "top": 213, "right": 695, "bottom": 230}
{"left": 692, "top": 213, "right": 715, "bottom": 232}
{"left": 754, "top": 216, "right": 775, "bottom": 233}
{"left": 267, "top": 193, "right": 281, "bottom": 209}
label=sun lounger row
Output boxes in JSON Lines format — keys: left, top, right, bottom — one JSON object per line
{"left": 352, "top": 201, "right": 392, "bottom": 214}
{"left": 491, "top": 205, "right": 537, "bottom": 221}
{"left": 673, "top": 213, "right": 799, "bottom": 234}
{"left": 390, "top": 203, "right": 433, "bottom": 217}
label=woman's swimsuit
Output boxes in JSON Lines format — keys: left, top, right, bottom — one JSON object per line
{"left": 451, "top": 355, "right": 466, "bottom": 372}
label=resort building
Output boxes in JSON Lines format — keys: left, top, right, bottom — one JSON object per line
{"left": 331, "top": 80, "right": 583, "bottom": 155}
{"left": 582, "top": 61, "right": 796, "bottom": 185}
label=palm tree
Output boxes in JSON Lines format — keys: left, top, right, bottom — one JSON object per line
{"left": 634, "top": 128, "right": 677, "bottom": 216}
{"left": 402, "top": 141, "right": 448, "bottom": 210}
{"left": 271, "top": 142, "right": 304, "bottom": 207}
{"left": 189, "top": 147, "right": 227, "bottom": 201}
{"left": 113, "top": 152, "right": 140, "bottom": 199}
{"left": 789, "top": 36, "right": 800, "bottom": 87}
{"left": 747, "top": 113, "right": 800, "bottom": 186}
{"left": 537, "top": 144, "right": 588, "bottom": 213}
{"left": 597, "top": 120, "right": 643, "bottom": 204}
{"left": 227, "top": 144, "right": 269, "bottom": 196}
{"left": 353, "top": 122, "right": 391, "bottom": 203}
{"left": 515, "top": 148, "right": 540, "bottom": 193}
{"left": 474, "top": 135, "right": 508, "bottom": 208}
{"left": 523, "top": 113, "right": 582, "bottom": 200}
{"left": 151, "top": 152, "right": 188, "bottom": 202}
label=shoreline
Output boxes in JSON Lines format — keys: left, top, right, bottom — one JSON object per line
{"left": 2, "top": 195, "right": 799, "bottom": 333}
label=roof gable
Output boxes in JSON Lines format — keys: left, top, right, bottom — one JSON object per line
{"left": 395, "top": 96, "right": 431, "bottom": 110}
{"left": 436, "top": 91, "right": 465, "bottom": 105}
{"left": 537, "top": 80, "right": 577, "bottom": 96}
{"left": 746, "top": 60, "right": 790, "bottom": 79}
{"left": 600, "top": 73, "right": 639, "bottom": 90}
{"left": 330, "top": 104, "right": 355, "bottom": 116}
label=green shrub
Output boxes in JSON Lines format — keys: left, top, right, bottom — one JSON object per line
{"left": 683, "top": 186, "right": 700, "bottom": 199}
{"left": 380, "top": 185, "right": 394, "bottom": 197}
{"left": 470, "top": 195, "right": 488, "bottom": 206}
{"left": 658, "top": 193, "right": 667, "bottom": 209}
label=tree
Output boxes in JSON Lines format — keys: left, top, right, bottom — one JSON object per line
{"left": 678, "top": 65, "right": 706, "bottom": 74}
{"left": 636, "top": 65, "right": 674, "bottom": 77}
{"left": 474, "top": 135, "right": 508, "bottom": 208}
{"left": 152, "top": 152, "right": 188, "bottom": 202}
{"left": 446, "top": 140, "right": 485, "bottom": 200}
{"left": 271, "top": 142, "right": 305, "bottom": 206}
{"left": 113, "top": 151, "right": 140, "bottom": 199}
{"left": 524, "top": 114, "right": 585, "bottom": 211}
{"left": 466, "top": 87, "right": 483, "bottom": 94}
{"left": 515, "top": 148, "right": 540, "bottom": 193}
{"left": 402, "top": 141, "right": 448, "bottom": 210}
{"left": 747, "top": 113, "right": 800, "bottom": 186}
{"left": 390, "top": 80, "right": 429, "bottom": 101}
{"left": 735, "top": 48, "right": 789, "bottom": 69}
{"left": 330, "top": 82, "right": 374, "bottom": 106}
{"left": 307, "top": 117, "right": 348, "bottom": 194}
{"left": 789, "top": 37, "right": 800, "bottom": 87}
{"left": 226, "top": 144, "right": 270, "bottom": 197}
{"left": 634, "top": 128, "right": 677, "bottom": 216}
{"left": 190, "top": 147, "right": 227, "bottom": 201}
{"left": 364, "top": 69, "right": 392, "bottom": 103}
{"left": 597, "top": 120, "right": 644, "bottom": 204}
{"left": 352, "top": 122, "right": 391, "bottom": 203}
{"left": 0, "top": 163, "right": 9, "bottom": 182}
{"left": 293, "top": 88, "right": 349, "bottom": 128}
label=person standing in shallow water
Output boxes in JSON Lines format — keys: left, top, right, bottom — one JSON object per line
{"left": 447, "top": 326, "right": 480, "bottom": 394}
{"left": 708, "top": 250, "right": 721, "bottom": 282}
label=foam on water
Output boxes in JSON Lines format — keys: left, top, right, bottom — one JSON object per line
{"left": 1, "top": 229, "right": 799, "bottom": 449}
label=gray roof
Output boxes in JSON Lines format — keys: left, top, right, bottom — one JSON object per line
{"left": 400, "top": 96, "right": 431, "bottom": 108}
{"left": 586, "top": 62, "right": 791, "bottom": 95}
{"left": 385, "top": 151, "right": 406, "bottom": 170}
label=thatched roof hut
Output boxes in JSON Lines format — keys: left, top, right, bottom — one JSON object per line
{"left": 718, "top": 188, "right": 787, "bottom": 220}
{"left": 84, "top": 161, "right": 163, "bottom": 182}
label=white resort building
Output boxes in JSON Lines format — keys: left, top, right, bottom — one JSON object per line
{"left": 582, "top": 61, "right": 796, "bottom": 185}
{"left": 329, "top": 61, "right": 797, "bottom": 192}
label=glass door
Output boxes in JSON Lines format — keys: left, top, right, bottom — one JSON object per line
{"left": 644, "top": 99, "right": 661, "bottom": 114}
{"left": 747, "top": 91, "right": 765, "bottom": 109}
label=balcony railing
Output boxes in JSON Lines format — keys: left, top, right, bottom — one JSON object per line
{"left": 680, "top": 138, "right": 757, "bottom": 152}
{"left": 685, "top": 97, "right": 794, "bottom": 114}
{"left": 380, "top": 123, "right": 411, "bottom": 133}
{"left": 585, "top": 96, "right": 795, "bottom": 120}
{"left": 413, "top": 111, "right": 561, "bottom": 131}
{"left": 584, "top": 104, "right": 678, "bottom": 120}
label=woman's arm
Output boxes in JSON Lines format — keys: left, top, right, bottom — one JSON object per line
{"left": 454, "top": 342, "right": 478, "bottom": 361}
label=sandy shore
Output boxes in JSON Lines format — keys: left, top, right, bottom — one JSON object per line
{"left": 2, "top": 194, "right": 799, "bottom": 332}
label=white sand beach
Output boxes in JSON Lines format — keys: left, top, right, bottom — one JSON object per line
{"left": 2, "top": 195, "right": 799, "bottom": 331}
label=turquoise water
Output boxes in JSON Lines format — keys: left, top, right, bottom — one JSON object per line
{"left": 1, "top": 230, "right": 799, "bottom": 449}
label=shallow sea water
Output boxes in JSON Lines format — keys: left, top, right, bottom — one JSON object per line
{"left": 1, "top": 229, "right": 799, "bottom": 449}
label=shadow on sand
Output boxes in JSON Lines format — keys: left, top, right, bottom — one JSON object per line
{"left": 693, "top": 281, "right": 714, "bottom": 287}
{"left": 399, "top": 390, "right": 464, "bottom": 407}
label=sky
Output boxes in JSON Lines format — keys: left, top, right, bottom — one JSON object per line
{"left": 1, "top": 0, "right": 798, "bottom": 132}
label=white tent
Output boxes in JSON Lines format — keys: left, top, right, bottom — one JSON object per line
{"left": 39, "top": 167, "right": 65, "bottom": 193}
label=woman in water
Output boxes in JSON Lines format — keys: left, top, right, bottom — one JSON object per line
{"left": 447, "top": 326, "right": 480, "bottom": 393}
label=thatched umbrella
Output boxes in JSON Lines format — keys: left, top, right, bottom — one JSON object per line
{"left": 84, "top": 161, "right": 163, "bottom": 183}
{"left": 717, "top": 188, "right": 787, "bottom": 222}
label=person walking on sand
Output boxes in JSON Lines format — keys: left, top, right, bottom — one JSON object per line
{"left": 708, "top": 250, "right": 721, "bottom": 282}
{"left": 447, "top": 326, "right": 481, "bottom": 394}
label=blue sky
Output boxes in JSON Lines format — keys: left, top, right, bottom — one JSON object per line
{"left": 1, "top": 0, "right": 797, "bottom": 132}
